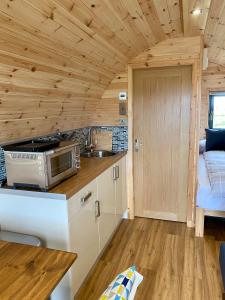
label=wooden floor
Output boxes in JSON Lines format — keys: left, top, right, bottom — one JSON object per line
{"left": 76, "top": 217, "right": 225, "bottom": 300}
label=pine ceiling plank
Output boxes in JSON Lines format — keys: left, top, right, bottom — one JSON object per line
{"left": 166, "top": 0, "right": 183, "bottom": 37}
{"left": 0, "top": 53, "right": 110, "bottom": 88}
{"left": 204, "top": 0, "right": 225, "bottom": 66}
{"left": 137, "top": 0, "right": 166, "bottom": 42}
{"left": 0, "top": 69, "right": 103, "bottom": 95}
{"left": 112, "top": 0, "right": 157, "bottom": 47}
{"left": 0, "top": 62, "right": 107, "bottom": 89}
{"left": 79, "top": 0, "right": 146, "bottom": 55}
{"left": 23, "top": 0, "right": 127, "bottom": 70}
{"left": 26, "top": 0, "right": 129, "bottom": 63}
{"left": 0, "top": 0, "right": 60, "bottom": 36}
{"left": 0, "top": 11, "right": 118, "bottom": 78}
{"left": 0, "top": 24, "right": 115, "bottom": 83}
{"left": 0, "top": 28, "right": 115, "bottom": 85}
{"left": 52, "top": 0, "right": 136, "bottom": 58}
{"left": 0, "top": 82, "right": 101, "bottom": 100}
{"left": 0, "top": 0, "right": 125, "bottom": 73}
{"left": 182, "top": 0, "right": 211, "bottom": 37}
{"left": 205, "top": 0, "right": 225, "bottom": 46}
{"left": 100, "top": 0, "right": 150, "bottom": 50}
{"left": 153, "top": 0, "right": 177, "bottom": 37}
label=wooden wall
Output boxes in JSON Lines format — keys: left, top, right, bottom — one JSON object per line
{"left": 0, "top": 1, "right": 215, "bottom": 143}
{"left": 0, "top": 57, "right": 104, "bottom": 142}
{"left": 200, "top": 63, "right": 225, "bottom": 138}
{"left": 0, "top": 0, "right": 191, "bottom": 144}
{"left": 91, "top": 36, "right": 202, "bottom": 128}
{"left": 90, "top": 72, "right": 128, "bottom": 126}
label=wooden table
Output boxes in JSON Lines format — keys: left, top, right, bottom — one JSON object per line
{"left": 0, "top": 240, "right": 77, "bottom": 300}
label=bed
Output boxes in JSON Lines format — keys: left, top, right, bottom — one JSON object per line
{"left": 196, "top": 151, "right": 225, "bottom": 237}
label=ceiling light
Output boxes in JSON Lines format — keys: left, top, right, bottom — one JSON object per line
{"left": 191, "top": 8, "right": 202, "bottom": 15}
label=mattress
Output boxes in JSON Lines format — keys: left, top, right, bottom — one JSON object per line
{"left": 196, "top": 154, "right": 225, "bottom": 211}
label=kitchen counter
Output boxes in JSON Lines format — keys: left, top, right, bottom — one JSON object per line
{"left": 0, "top": 240, "right": 77, "bottom": 300}
{"left": 50, "top": 152, "right": 127, "bottom": 199}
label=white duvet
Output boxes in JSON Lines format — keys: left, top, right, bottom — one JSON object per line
{"left": 197, "top": 152, "right": 225, "bottom": 211}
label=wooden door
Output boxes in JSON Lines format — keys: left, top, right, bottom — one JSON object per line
{"left": 133, "top": 66, "right": 192, "bottom": 222}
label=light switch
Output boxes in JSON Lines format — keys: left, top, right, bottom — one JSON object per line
{"left": 119, "top": 92, "right": 127, "bottom": 100}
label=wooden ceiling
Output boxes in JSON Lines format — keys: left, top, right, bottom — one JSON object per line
{"left": 0, "top": 0, "right": 213, "bottom": 89}
{"left": 205, "top": 0, "right": 225, "bottom": 66}
{"left": 1, "top": 0, "right": 225, "bottom": 142}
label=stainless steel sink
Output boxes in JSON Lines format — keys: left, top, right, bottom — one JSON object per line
{"left": 81, "top": 150, "right": 116, "bottom": 158}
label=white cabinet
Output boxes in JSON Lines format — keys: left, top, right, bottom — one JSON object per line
{"left": 0, "top": 155, "right": 127, "bottom": 300}
{"left": 68, "top": 180, "right": 99, "bottom": 296}
{"left": 97, "top": 156, "right": 127, "bottom": 252}
{"left": 97, "top": 166, "right": 116, "bottom": 251}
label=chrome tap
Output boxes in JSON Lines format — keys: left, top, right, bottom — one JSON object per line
{"left": 85, "top": 127, "right": 96, "bottom": 152}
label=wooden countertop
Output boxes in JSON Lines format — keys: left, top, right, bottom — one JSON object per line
{"left": 0, "top": 240, "right": 77, "bottom": 300}
{"left": 50, "top": 152, "right": 126, "bottom": 199}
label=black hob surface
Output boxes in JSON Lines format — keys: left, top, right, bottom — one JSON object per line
{"left": 2, "top": 140, "right": 60, "bottom": 152}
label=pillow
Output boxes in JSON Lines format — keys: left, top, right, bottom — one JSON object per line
{"left": 199, "top": 139, "right": 206, "bottom": 154}
{"left": 205, "top": 129, "right": 225, "bottom": 151}
{"left": 99, "top": 266, "right": 143, "bottom": 300}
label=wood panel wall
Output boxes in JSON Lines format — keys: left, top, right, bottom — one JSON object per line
{"left": 200, "top": 63, "right": 225, "bottom": 138}
{"left": 0, "top": 57, "right": 103, "bottom": 143}
{"left": 90, "top": 72, "right": 128, "bottom": 126}
{"left": 0, "top": 0, "right": 191, "bottom": 144}
{"left": 91, "top": 36, "right": 202, "bottom": 128}
{"left": 0, "top": 0, "right": 215, "bottom": 143}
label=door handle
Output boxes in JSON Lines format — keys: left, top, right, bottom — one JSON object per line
{"left": 134, "top": 138, "right": 140, "bottom": 152}
{"left": 134, "top": 138, "right": 143, "bottom": 152}
{"left": 95, "top": 200, "right": 100, "bottom": 218}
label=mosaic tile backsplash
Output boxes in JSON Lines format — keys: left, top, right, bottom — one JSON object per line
{"left": 0, "top": 126, "right": 128, "bottom": 185}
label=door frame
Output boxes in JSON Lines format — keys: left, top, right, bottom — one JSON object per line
{"left": 127, "top": 58, "right": 202, "bottom": 227}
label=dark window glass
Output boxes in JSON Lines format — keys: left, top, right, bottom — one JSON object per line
{"left": 51, "top": 152, "right": 72, "bottom": 177}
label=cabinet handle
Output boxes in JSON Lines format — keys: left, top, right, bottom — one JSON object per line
{"left": 95, "top": 200, "right": 100, "bottom": 218}
{"left": 116, "top": 165, "right": 120, "bottom": 179}
{"left": 81, "top": 191, "right": 92, "bottom": 205}
{"left": 113, "top": 166, "right": 117, "bottom": 181}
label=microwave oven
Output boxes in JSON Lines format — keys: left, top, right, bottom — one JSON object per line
{"left": 4, "top": 141, "right": 80, "bottom": 191}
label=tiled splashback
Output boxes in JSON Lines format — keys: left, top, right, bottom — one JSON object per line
{"left": 0, "top": 126, "right": 128, "bottom": 185}
{"left": 91, "top": 126, "right": 128, "bottom": 152}
{"left": 0, "top": 147, "right": 6, "bottom": 186}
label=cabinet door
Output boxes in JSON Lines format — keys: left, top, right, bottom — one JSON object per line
{"left": 121, "top": 157, "right": 127, "bottom": 215}
{"left": 115, "top": 159, "right": 124, "bottom": 225}
{"left": 97, "top": 166, "right": 116, "bottom": 251}
{"left": 68, "top": 180, "right": 99, "bottom": 297}
{"left": 115, "top": 157, "right": 127, "bottom": 224}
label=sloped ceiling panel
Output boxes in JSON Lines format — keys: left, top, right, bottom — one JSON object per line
{"left": 0, "top": 0, "right": 221, "bottom": 142}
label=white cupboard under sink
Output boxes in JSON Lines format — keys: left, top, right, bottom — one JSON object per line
{"left": 0, "top": 155, "right": 127, "bottom": 300}
{"left": 70, "top": 156, "right": 127, "bottom": 297}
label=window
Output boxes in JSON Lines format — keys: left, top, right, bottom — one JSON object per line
{"left": 209, "top": 93, "right": 225, "bottom": 129}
